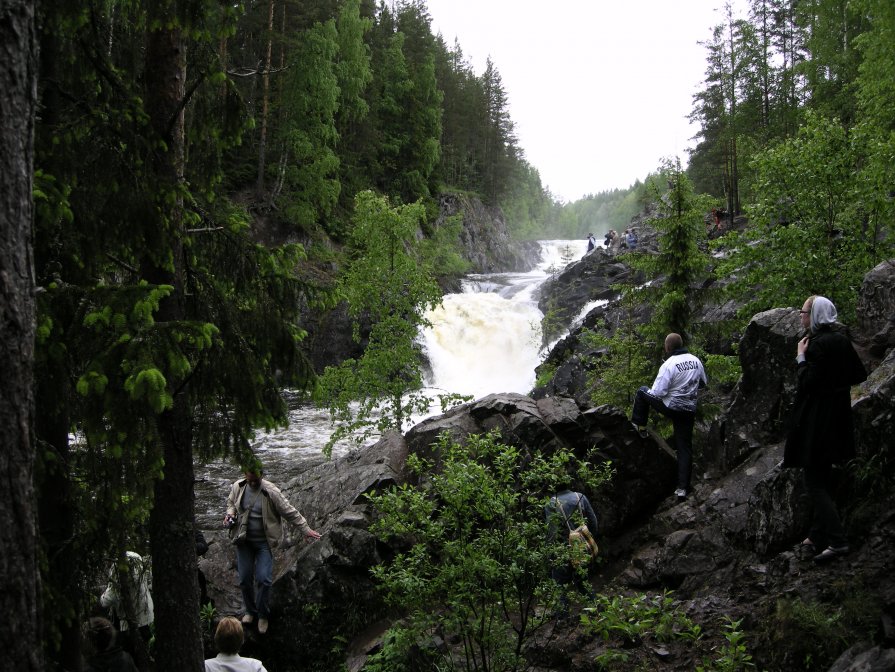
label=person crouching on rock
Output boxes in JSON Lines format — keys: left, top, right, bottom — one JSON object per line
{"left": 225, "top": 467, "right": 321, "bottom": 634}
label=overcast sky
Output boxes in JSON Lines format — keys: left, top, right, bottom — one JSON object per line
{"left": 425, "top": 0, "right": 748, "bottom": 202}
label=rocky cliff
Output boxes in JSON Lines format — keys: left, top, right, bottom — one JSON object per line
{"left": 435, "top": 191, "right": 541, "bottom": 274}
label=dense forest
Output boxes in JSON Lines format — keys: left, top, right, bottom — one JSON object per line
{"left": 0, "top": 0, "right": 893, "bottom": 670}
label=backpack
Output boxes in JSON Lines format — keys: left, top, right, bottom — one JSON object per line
{"left": 553, "top": 494, "right": 599, "bottom": 565}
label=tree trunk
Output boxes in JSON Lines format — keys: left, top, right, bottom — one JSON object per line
{"left": 143, "top": 4, "right": 204, "bottom": 670}
{"left": 256, "top": 0, "right": 276, "bottom": 197}
{"left": 0, "top": 0, "right": 41, "bottom": 669}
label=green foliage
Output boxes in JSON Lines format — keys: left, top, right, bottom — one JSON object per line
{"left": 703, "top": 353, "right": 742, "bottom": 388}
{"left": 635, "top": 160, "right": 713, "bottom": 339}
{"left": 33, "top": 3, "right": 330, "bottom": 664}
{"left": 315, "top": 191, "right": 444, "bottom": 454}
{"left": 417, "top": 212, "right": 470, "bottom": 278}
{"left": 582, "top": 291, "right": 655, "bottom": 411}
{"left": 854, "top": 0, "right": 895, "bottom": 133}
{"left": 367, "top": 431, "right": 613, "bottom": 672}
{"left": 199, "top": 603, "right": 217, "bottom": 635}
{"left": 582, "top": 591, "right": 702, "bottom": 647}
{"left": 757, "top": 588, "right": 880, "bottom": 671}
{"left": 716, "top": 111, "right": 892, "bottom": 324}
{"left": 277, "top": 20, "right": 342, "bottom": 235}
{"left": 697, "top": 617, "right": 755, "bottom": 672}
{"left": 534, "top": 362, "right": 557, "bottom": 389}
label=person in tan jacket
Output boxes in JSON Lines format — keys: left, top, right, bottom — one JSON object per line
{"left": 225, "top": 470, "right": 320, "bottom": 634}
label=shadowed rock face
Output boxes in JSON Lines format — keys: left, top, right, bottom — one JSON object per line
{"left": 437, "top": 191, "right": 541, "bottom": 274}
{"left": 198, "top": 257, "right": 895, "bottom": 672}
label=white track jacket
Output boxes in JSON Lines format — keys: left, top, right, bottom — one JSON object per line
{"left": 648, "top": 349, "right": 707, "bottom": 413}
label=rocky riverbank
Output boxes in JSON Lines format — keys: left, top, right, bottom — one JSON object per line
{"left": 197, "top": 227, "right": 895, "bottom": 670}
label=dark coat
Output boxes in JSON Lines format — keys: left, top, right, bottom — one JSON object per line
{"left": 86, "top": 647, "right": 138, "bottom": 672}
{"left": 783, "top": 326, "right": 867, "bottom": 468}
{"left": 545, "top": 490, "right": 599, "bottom": 540}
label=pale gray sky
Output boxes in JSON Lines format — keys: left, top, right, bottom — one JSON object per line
{"left": 425, "top": 0, "right": 748, "bottom": 202}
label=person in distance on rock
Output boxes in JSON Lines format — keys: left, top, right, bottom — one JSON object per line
{"left": 783, "top": 295, "right": 866, "bottom": 563}
{"left": 205, "top": 616, "right": 268, "bottom": 672}
{"left": 630, "top": 333, "right": 707, "bottom": 502}
{"left": 225, "top": 467, "right": 321, "bottom": 634}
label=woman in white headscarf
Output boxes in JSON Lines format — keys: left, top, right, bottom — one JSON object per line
{"left": 783, "top": 295, "right": 867, "bottom": 562}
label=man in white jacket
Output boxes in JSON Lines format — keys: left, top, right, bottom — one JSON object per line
{"left": 631, "top": 333, "right": 707, "bottom": 501}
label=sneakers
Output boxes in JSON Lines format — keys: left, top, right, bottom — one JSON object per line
{"left": 674, "top": 488, "right": 687, "bottom": 502}
{"left": 257, "top": 618, "right": 269, "bottom": 634}
{"left": 813, "top": 545, "right": 849, "bottom": 563}
{"left": 241, "top": 613, "right": 254, "bottom": 625}
{"left": 631, "top": 421, "right": 649, "bottom": 438}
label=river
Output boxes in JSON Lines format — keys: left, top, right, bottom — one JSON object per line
{"left": 195, "top": 239, "right": 602, "bottom": 526}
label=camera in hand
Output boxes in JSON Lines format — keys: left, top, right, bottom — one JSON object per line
{"left": 225, "top": 514, "right": 237, "bottom": 529}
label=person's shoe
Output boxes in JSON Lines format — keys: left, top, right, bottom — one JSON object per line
{"left": 674, "top": 488, "right": 687, "bottom": 502}
{"left": 813, "top": 545, "right": 849, "bottom": 563}
{"left": 241, "top": 613, "right": 254, "bottom": 625}
{"left": 801, "top": 537, "right": 817, "bottom": 550}
{"left": 631, "top": 421, "right": 649, "bottom": 438}
{"left": 257, "top": 618, "right": 269, "bottom": 634}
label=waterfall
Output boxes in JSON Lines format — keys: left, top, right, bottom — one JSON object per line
{"left": 419, "top": 239, "right": 584, "bottom": 399}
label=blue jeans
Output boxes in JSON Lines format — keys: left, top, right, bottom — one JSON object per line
{"left": 632, "top": 386, "right": 696, "bottom": 492}
{"left": 237, "top": 538, "right": 273, "bottom": 618}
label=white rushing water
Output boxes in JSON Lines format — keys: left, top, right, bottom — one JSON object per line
{"left": 418, "top": 239, "right": 583, "bottom": 399}
{"left": 195, "top": 239, "right": 587, "bottom": 523}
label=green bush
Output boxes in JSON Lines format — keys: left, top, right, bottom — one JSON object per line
{"left": 367, "top": 430, "right": 613, "bottom": 672}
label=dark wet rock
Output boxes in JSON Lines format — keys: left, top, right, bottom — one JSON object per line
{"left": 856, "top": 259, "right": 895, "bottom": 362}
{"left": 405, "top": 393, "right": 677, "bottom": 538}
{"left": 536, "top": 247, "right": 643, "bottom": 340}
{"left": 709, "top": 307, "right": 803, "bottom": 473}
{"left": 827, "top": 642, "right": 895, "bottom": 672}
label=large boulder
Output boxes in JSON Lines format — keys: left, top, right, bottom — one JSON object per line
{"left": 405, "top": 393, "right": 677, "bottom": 541}
{"left": 536, "top": 247, "right": 643, "bottom": 339}
{"left": 710, "top": 307, "right": 803, "bottom": 473}
{"left": 856, "top": 259, "right": 895, "bottom": 362}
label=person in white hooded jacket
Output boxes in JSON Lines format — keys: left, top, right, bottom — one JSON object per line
{"left": 631, "top": 333, "right": 707, "bottom": 501}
